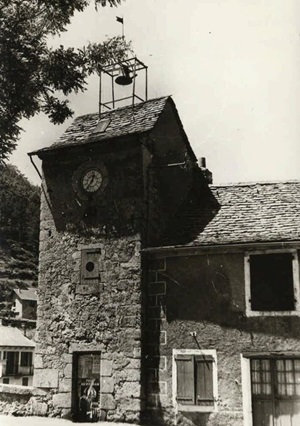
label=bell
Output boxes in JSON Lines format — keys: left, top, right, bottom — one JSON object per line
{"left": 115, "top": 65, "right": 133, "bottom": 86}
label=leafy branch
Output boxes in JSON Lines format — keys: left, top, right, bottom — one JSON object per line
{"left": 0, "top": 0, "right": 128, "bottom": 162}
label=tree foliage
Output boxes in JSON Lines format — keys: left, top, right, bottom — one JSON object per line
{"left": 0, "top": 0, "right": 129, "bottom": 162}
{"left": 0, "top": 163, "right": 40, "bottom": 253}
{"left": 0, "top": 163, "right": 40, "bottom": 318}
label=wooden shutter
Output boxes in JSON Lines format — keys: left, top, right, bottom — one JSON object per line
{"left": 175, "top": 355, "right": 195, "bottom": 405}
{"left": 81, "top": 250, "right": 100, "bottom": 283}
{"left": 195, "top": 355, "right": 214, "bottom": 406}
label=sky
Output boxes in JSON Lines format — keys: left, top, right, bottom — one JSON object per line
{"left": 10, "top": 0, "right": 300, "bottom": 186}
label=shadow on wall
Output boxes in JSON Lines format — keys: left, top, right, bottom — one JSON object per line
{"left": 41, "top": 147, "right": 144, "bottom": 238}
{"left": 141, "top": 182, "right": 223, "bottom": 425}
{"left": 150, "top": 179, "right": 300, "bottom": 340}
{"left": 159, "top": 168, "right": 221, "bottom": 247}
{"left": 163, "top": 253, "right": 300, "bottom": 340}
{"left": 166, "top": 255, "right": 232, "bottom": 323}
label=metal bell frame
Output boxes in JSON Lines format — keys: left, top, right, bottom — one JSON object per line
{"left": 98, "top": 57, "right": 148, "bottom": 119}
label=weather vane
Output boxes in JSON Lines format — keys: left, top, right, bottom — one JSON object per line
{"left": 116, "top": 16, "right": 124, "bottom": 38}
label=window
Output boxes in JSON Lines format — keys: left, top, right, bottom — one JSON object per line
{"left": 21, "top": 352, "right": 32, "bottom": 367}
{"left": 81, "top": 249, "right": 101, "bottom": 284}
{"left": 245, "top": 250, "right": 300, "bottom": 316}
{"left": 243, "top": 356, "right": 300, "bottom": 426}
{"left": 22, "top": 377, "right": 29, "bottom": 386}
{"left": 3, "top": 378, "right": 9, "bottom": 384}
{"left": 173, "top": 349, "right": 218, "bottom": 412}
{"left": 251, "top": 358, "right": 300, "bottom": 397}
{"left": 6, "top": 352, "right": 19, "bottom": 375}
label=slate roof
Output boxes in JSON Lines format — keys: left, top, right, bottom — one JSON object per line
{"left": 13, "top": 288, "right": 37, "bottom": 301}
{"left": 31, "top": 96, "right": 170, "bottom": 155}
{"left": 0, "top": 325, "right": 35, "bottom": 347}
{"left": 161, "top": 181, "right": 300, "bottom": 247}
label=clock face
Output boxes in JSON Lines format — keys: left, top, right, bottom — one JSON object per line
{"left": 72, "top": 160, "right": 108, "bottom": 200}
{"left": 81, "top": 169, "right": 103, "bottom": 193}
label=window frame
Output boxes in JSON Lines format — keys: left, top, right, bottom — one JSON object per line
{"left": 245, "top": 249, "right": 300, "bottom": 317}
{"left": 241, "top": 353, "right": 300, "bottom": 426}
{"left": 172, "top": 349, "right": 218, "bottom": 413}
{"left": 20, "top": 351, "right": 33, "bottom": 367}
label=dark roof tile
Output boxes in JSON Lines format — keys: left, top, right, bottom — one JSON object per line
{"left": 162, "top": 181, "right": 300, "bottom": 247}
{"left": 32, "top": 96, "right": 170, "bottom": 154}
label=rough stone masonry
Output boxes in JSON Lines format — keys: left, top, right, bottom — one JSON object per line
{"left": 29, "top": 96, "right": 201, "bottom": 423}
{"left": 33, "top": 141, "right": 144, "bottom": 422}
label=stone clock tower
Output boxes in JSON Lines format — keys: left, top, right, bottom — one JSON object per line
{"left": 29, "top": 96, "right": 203, "bottom": 422}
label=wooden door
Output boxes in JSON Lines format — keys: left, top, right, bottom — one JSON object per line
{"left": 72, "top": 352, "right": 101, "bottom": 423}
{"left": 251, "top": 358, "right": 300, "bottom": 426}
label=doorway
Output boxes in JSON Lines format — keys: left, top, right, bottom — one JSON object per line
{"left": 251, "top": 357, "right": 300, "bottom": 426}
{"left": 72, "top": 352, "right": 101, "bottom": 423}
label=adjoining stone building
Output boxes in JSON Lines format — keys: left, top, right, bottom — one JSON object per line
{"left": 144, "top": 180, "right": 300, "bottom": 426}
{"left": 30, "top": 96, "right": 300, "bottom": 426}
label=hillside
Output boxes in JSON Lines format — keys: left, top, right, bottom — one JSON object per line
{"left": 0, "top": 164, "right": 40, "bottom": 318}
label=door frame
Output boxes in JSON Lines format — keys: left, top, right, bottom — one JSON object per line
{"left": 241, "top": 355, "right": 253, "bottom": 426}
{"left": 241, "top": 353, "right": 300, "bottom": 426}
{"left": 71, "top": 351, "right": 102, "bottom": 423}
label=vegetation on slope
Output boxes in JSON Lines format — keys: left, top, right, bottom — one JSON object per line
{"left": 0, "top": 164, "right": 40, "bottom": 318}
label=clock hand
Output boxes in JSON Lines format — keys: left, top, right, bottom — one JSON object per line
{"left": 87, "top": 173, "right": 95, "bottom": 188}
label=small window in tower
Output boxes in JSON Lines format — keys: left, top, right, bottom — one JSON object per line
{"left": 81, "top": 249, "right": 101, "bottom": 283}
{"left": 77, "top": 248, "right": 103, "bottom": 294}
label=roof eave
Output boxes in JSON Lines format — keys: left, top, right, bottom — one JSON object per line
{"left": 28, "top": 130, "right": 148, "bottom": 159}
{"left": 142, "top": 239, "right": 300, "bottom": 255}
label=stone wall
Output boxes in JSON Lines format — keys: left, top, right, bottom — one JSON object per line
{"left": 144, "top": 102, "right": 201, "bottom": 247}
{"left": 0, "top": 384, "right": 48, "bottom": 417}
{"left": 145, "top": 248, "right": 300, "bottom": 426}
{"left": 34, "top": 107, "right": 209, "bottom": 422}
{"left": 35, "top": 141, "right": 144, "bottom": 421}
